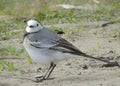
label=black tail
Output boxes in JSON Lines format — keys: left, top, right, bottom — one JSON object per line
{"left": 80, "top": 53, "right": 111, "bottom": 63}
{"left": 71, "top": 51, "right": 120, "bottom": 67}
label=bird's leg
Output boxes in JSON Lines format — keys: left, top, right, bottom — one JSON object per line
{"left": 35, "top": 62, "right": 56, "bottom": 82}
{"left": 44, "top": 63, "right": 56, "bottom": 79}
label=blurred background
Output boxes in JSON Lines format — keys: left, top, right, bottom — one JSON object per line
{"left": 0, "top": 0, "right": 120, "bottom": 86}
{"left": 0, "top": 0, "right": 120, "bottom": 76}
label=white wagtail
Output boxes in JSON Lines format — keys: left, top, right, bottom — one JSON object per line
{"left": 23, "top": 19, "right": 119, "bottom": 82}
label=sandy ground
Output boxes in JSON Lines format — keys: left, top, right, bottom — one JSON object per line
{"left": 0, "top": 21, "right": 120, "bottom": 86}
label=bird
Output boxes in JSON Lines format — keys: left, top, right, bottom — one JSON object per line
{"left": 23, "top": 19, "right": 119, "bottom": 82}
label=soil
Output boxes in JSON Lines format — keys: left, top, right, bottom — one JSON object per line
{"left": 0, "top": 21, "right": 120, "bottom": 86}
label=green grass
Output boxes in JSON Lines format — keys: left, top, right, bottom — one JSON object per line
{"left": 0, "top": 62, "right": 4, "bottom": 73}
{"left": 27, "top": 56, "right": 33, "bottom": 64}
{"left": 94, "top": 38, "right": 102, "bottom": 54}
{"left": 0, "top": 45, "right": 25, "bottom": 57}
{"left": 0, "top": 61, "right": 15, "bottom": 73}
{"left": 0, "top": 20, "right": 25, "bottom": 41}
{"left": 0, "top": 0, "right": 119, "bottom": 24}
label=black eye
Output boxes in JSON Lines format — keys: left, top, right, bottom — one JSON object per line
{"left": 37, "top": 24, "right": 39, "bottom": 26}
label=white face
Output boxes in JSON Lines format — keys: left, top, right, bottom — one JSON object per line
{"left": 26, "top": 20, "right": 43, "bottom": 33}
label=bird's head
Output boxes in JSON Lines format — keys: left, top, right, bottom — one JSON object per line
{"left": 26, "top": 19, "right": 43, "bottom": 33}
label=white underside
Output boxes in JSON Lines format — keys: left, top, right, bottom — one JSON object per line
{"left": 23, "top": 38, "right": 75, "bottom": 64}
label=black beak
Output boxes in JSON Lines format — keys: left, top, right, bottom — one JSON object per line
{"left": 29, "top": 25, "right": 34, "bottom": 28}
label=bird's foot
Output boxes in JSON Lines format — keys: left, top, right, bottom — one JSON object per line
{"left": 34, "top": 76, "right": 45, "bottom": 83}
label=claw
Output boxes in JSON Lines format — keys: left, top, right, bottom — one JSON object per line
{"left": 34, "top": 76, "right": 45, "bottom": 82}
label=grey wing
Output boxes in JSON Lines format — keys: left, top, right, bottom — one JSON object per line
{"left": 26, "top": 27, "right": 86, "bottom": 56}
{"left": 30, "top": 38, "right": 59, "bottom": 48}
{"left": 50, "top": 38, "right": 86, "bottom": 55}
{"left": 27, "top": 28, "right": 61, "bottom": 48}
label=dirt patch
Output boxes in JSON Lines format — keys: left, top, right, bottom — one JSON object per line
{"left": 0, "top": 21, "right": 120, "bottom": 86}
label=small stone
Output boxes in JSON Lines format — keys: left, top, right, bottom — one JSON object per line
{"left": 82, "top": 65, "right": 88, "bottom": 69}
{"left": 78, "top": 72, "right": 81, "bottom": 75}
{"left": 37, "top": 67, "right": 42, "bottom": 72}
{"left": 65, "top": 63, "right": 71, "bottom": 66}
